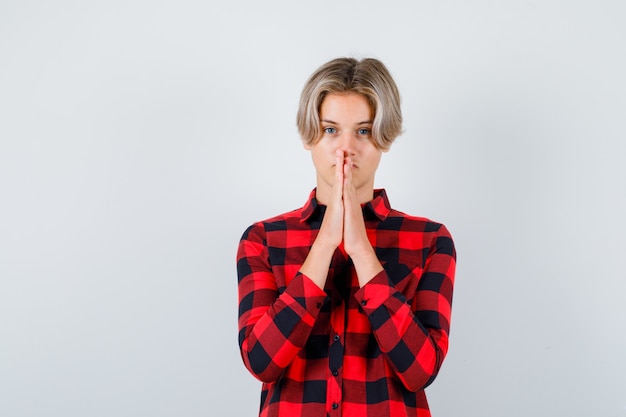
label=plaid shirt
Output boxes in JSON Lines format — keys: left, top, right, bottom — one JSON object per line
{"left": 237, "top": 189, "right": 456, "bottom": 417}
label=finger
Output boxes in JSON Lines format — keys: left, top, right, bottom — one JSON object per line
{"left": 335, "top": 150, "right": 344, "bottom": 185}
{"left": 343, "top": 155, "right": 355, "bottom": 192}
{"left": 329, "top": 150, "right": 344, "bottom": 207}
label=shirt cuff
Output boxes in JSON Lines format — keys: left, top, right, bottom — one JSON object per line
{"left": 287, "top": 272, "right": 329, "bottom": 314}
{"left": 353, "top": 269, "right": 394, "bottom": 312}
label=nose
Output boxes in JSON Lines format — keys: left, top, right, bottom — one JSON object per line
{"left": 337, "top": 131, "right": 357, "bottom": 156}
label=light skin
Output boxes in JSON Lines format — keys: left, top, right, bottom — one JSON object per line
{"left": 299, "top": 92, "right": 386, "bottom": 289}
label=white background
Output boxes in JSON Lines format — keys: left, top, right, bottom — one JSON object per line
{"left": 1, "top": 1, "right": 625, "bottom": 416}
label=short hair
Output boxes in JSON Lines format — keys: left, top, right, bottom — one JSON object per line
{"left": 296, "top": 57, "right": 403, "bottom": 150}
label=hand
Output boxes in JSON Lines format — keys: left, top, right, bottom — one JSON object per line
{"left": 315, "top": 150, "right": 345, "bottom": 250}
{"left": 299, "top": 151, "right": 344, "bottom": 289}
{"left": 342, "top": 154, "right": 384, "bottom": 286}
{"left": 301, "top": 151, "right": 383, "bottom": 289}
{"left": 341, "top": 154, "right": 371, "bottom": 257}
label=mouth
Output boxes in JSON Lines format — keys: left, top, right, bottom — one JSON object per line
{"left": 332, "top": 163, "right": 358, "bottom": 169}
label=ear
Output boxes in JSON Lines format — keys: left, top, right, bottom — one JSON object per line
{"left": 303, "top": 141, "right": 312, "bottom": 150}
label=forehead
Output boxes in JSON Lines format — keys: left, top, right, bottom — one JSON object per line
{"left": 320, "top": 92, "right": 373, "bottom": 119}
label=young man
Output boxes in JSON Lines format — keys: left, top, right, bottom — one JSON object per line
{"left": 237, "top": 57, "right": 456, "bottom": 417}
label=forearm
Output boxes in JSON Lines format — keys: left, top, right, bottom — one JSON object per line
{"left": 237, "top": 225, "right": 329, "bottom": 382}
{"left": 239, "top": 272, "right": 327, "bottom": 382}
{"left": 299, "top": 240, "right": 336, "bottom": 289}
{"left": 354, "top": 271, "right": 447, "bottom": 391}
{"left": 349, "top": 245, "right": 384, "bottom": 287}
{"left": 354, "top": 225, "right": 456, "bottom": 392}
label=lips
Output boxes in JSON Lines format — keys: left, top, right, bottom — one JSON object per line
{"left": 332, "top": 163, "right": 358, "bottom": 168}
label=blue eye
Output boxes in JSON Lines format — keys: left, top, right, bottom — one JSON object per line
{"left": 358, "top": 128, "right": 371, "bottom": 136}
{"left": 324, "top": 127, "right": 337, "bottom": 134}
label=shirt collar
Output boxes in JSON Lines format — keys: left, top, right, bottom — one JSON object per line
{"left": 300, "top": 188, "right": 391, "bottom": 223}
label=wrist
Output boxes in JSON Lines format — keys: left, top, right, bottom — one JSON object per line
{"left": 300, "top": 241, "right": 337, "bottom": 290}
{"left": 311, "top": 239, "right": 339, "bottom": 257}
{"left": 350, "top": 250, "right": 384, "bottom": 287}
{"left": 348, "top": 245, "right": 377, "bottom": 265}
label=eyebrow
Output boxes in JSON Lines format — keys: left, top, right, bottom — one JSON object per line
{"left": 321, "top": 119, "right": 373, "bottom": 125}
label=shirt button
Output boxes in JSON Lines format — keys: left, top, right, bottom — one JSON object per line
{"left": 332, "top": 370, "right": 338, "bottom": 376}
{"left": 332, "top": 403, "right": 338, "bottom": 410}
{"left": 361, "top": 300, "right": 367, "bottom": 306}
{"left": 333, "top": 334, "right": 340, "bottom": 342}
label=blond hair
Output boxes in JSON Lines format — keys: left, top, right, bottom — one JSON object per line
{"left": 296, "top": 57, "right": 403, "bottom": 150}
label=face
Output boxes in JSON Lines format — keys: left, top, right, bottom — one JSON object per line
{"left": 304, "top": 92, "right": 385, "bottom": 204}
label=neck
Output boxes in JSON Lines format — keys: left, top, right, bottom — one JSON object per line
{"left": 354, "top": 187, "right": 374, "bottom": 205}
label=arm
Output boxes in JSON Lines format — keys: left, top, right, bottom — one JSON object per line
{"left": 237, "top": 152, "right": 345, "bottom": 382}
{"left": 237, "top": 224, "right": 328, "bottom": 382}
{"left": 340, "top": 156, "right": 456, "bottom": 390}
{"left": 354, "top": 224, "right": 456, "bottom": 392}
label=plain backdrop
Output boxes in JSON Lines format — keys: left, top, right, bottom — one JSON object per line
{"left": 1, "top": 1, "right": 625, "bottom": 416}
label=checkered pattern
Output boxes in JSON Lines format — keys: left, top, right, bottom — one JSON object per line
{"left": 237, "top": 189, "right": 456, "bottom": 417}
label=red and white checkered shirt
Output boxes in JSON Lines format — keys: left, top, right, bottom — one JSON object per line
{"left": 237, "top": 189, "right": 456, "bottom": 417}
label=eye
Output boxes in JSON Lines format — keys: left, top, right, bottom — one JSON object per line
{"left": 323, "top": 127, "right": 337, "bottom": 134}
{"left": 357, "top": 128, "right": 371, "bottom": 136}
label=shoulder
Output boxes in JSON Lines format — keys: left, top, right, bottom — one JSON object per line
{"left": 240, "top": 206, "right": 305, "bottom": 242}
{"left": 386, "top": 208, "right": 451, "bottom": 235}
{"left": 386, "top": 208, "right": 455, "bottom": 256}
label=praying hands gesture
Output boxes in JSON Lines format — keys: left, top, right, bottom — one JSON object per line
{"left": 300, "top": 150, "right": 384, "bottom": 290}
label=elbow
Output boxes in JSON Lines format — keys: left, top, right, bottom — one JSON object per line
{"left": 254, "top": 371, "right": 284, "bottom": 384}
{"left": 401, "top": 373, "right": 436, "bottom": 393}
{"left": 398, "top": 349, "right": 444, "bottom": 392}
{"left": 244, "top": 359, "right": 284, "bottom": 383}
{"left": 240, "top": 342, "right": 284, "bottom": 383}
{"left": 403, "top": 329, "right": 450, "bottom": 391}
{"left": 400, "top": 366, "right": 441, "bottom": 392}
